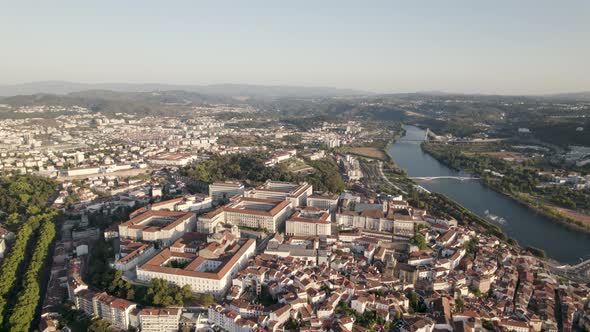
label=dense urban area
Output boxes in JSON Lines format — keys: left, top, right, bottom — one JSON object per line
{"left": 0, "top": 88, "right": 589, "bottom": 332}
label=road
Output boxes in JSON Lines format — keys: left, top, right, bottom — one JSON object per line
{"left": 256, "top": 234, "right": 273, "bottom": 253}
{"left": 377, "top": 161, "right": 408, "bottom": 195}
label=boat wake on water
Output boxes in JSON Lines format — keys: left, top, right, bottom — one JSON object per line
{"left": 484, "top": 209, "right": 507, "bottom": 225}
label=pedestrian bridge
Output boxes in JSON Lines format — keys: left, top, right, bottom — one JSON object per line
{"left": 410, "top": 176, "right": 479, "bottom": 181}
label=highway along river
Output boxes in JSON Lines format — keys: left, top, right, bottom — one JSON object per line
{"left": 388, "top": 125, "right": 590, "bottom": 264}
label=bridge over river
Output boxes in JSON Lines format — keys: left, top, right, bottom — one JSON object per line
{"left": 410, "top": 176, "right": 479, "bottom": 181}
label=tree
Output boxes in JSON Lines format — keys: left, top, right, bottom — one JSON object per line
{"left": 463, "top": 237, "right": 479, "bottom": 259}
{"left": 144, "top": 278, "right": 192, "bottom": 307}
{"left": 409, "top": 234, "right": 427, "bottom": 250}
{"left": 415, "top": 223, "right": 427, "bottom": 232}
{"left": 108, "top": 269, "right": 135, "bottom": 300}
{"left": 284, "top": 317, "right": 301, "bottom": 330}
{"left": 482, "top": 320, "right": 494, "bottom": 330}
{"left": 408, "top": 291, "right": 427, "bottom": 313}
{"left": 88, "top": 318, "right": 111, "bottom": 332}
{"left": 195, "top": 292, "right": 214, "bottom": 307}
{"left": 455, "top": 296, "right": 464, "bottom": 312}
{"left": 305, "top": 158, "right": 347, "bottom": 193}
{"left": 320, "top": 284, "right": 332, "bottom": 295}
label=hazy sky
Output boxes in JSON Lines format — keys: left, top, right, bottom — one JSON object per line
{"left": 1, "top": 0, "right": 589, "bottom": 94}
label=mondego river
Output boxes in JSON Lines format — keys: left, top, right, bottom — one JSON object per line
{"left": 388, "top": 125, "right": 590, "bottom": 264}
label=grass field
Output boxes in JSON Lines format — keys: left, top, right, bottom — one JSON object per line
{"left": 348, "top": 147, "right": 387, "bottom": 160}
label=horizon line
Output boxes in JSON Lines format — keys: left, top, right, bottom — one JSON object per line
{"left": 0, "top": 80, "right": 589, "bottom": 97}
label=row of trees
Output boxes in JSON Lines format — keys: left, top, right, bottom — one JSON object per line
{"left": 0, "top": 223, "right": 34, "bottom": 326}
{"left": 8, "top": 220, "right": 56, "bottom": 331}
{"left": 539, "top": 186, "right": 590, "bottom": 210}
{"left": 0, "top": 176, "right": 59, "bottom": 329}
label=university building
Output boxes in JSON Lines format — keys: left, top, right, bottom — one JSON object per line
{"left": 245, "top": 180, "right": 312, "bottom": 207}
{"left": 286, "top": 207, "right": 332, "bottom": 237}
{"left": 198, "top": 197, "right": 292, "bottom": 233}
{"left": 209, "top": 181, "right": 245, "bottom": 202}
{"left": 136, "top": 238, "right": 256, "bottom": 296}
{"left": 118, "top": 210, "right": 196, "bottom": 245}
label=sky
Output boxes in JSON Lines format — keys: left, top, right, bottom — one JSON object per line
{"left": 1, "top": 0, "right": 589, "bottom": 94}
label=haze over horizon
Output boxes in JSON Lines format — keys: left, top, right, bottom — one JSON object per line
{"left": 2, "top": 0, "right": 589, "bottom": 95}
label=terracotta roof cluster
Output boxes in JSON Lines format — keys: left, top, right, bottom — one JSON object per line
{"left": 120, "top": 210, "right": 194, "bottom": 231}
{"left": 139, "top": 238, "right": 256, "bottom": 280}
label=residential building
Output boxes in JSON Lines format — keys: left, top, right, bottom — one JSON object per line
{"left": 139, "top": 308, "right": 181, "bottom": 332}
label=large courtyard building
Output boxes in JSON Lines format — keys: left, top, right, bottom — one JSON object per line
{"left": 118, "top": 210, "right": 196, "bottom": 245}
{"left": 198, "top": 197, "right": 292, "bottom": 233}
{"left": 209, "top": 181, "right": 245, "bottom": 202}
{"left": 136, "top": 238, "right": 256, "bottom": 296}
{"left": 307, "top": 193, "right": 339, "bottom": 212}
{"left": 150, "top": 194, "right": 212, "bottom": 213}
{"left": 245, "top": 180, "right": 312, "bottom": 207}
{"left": 286, "top": 207, "right": 332, "bottom": 237}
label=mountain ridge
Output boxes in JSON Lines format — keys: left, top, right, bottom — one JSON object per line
{"left": 0, "top": 81, "right": 371, "bottom": 98}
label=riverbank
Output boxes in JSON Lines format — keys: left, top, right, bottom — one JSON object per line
{"left": 380, "top": 152, "right": 547, "bottom": 257}
{"left": 420, "top": 142, "right": 590, "bottom": 233}
{"left": 388, "top": 125, "right": 590, "bottom": 264}
{"left": 510, "top": 192, "right": 590, "bottom": 232}
{"left": 379, "top": 154, "right": 512, "bottom": 241}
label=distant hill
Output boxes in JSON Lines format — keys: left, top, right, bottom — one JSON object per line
{"left": 542, "top": 91, "right": 590, "bottom": 101}
{"left": 374, "top": 90, "right": 590, "bottom": 102}
{"left": 0, "top": 90, "right": 238, "bottom": 117}
{"left": 0, "top": 81, "right": 371, "bottom": 98}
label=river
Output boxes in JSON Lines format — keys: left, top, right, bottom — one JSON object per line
{"left": 388, "top": 125, "right": 590, "bottom": 264}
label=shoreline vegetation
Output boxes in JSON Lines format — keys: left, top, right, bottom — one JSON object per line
{"left": 382, "top": 152, "right": 546, "bottom": 257}
{"left": 383, "top": 129, "right": 554, "bottom": 260}
{"left": 383, "top": 143, "right": 511, "bottom": 240}
{"left": 420, "top": 142, "right": 590, "bottom": 234}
